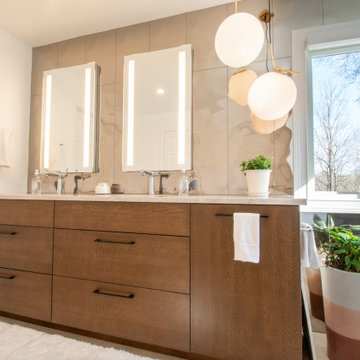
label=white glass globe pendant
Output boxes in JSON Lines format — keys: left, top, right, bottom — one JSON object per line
{"left": 228, "top": 69, "right": 258, "bottom": 106}
{"left": 248, "top": 71, "right": 297, "bottom": 121}
{"left": 215, "top": 12, "right": 264, "bottom": 68}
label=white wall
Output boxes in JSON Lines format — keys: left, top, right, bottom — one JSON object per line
{"left": 0, "top": 28, "right": 32, "bottom": 193}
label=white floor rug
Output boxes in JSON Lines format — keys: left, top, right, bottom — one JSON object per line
{"left": 0, "top": 321, "right": 161, "bottom": 360}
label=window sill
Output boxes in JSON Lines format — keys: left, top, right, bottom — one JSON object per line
{"left": 301, "top": 199, "right": 360, "bottom": 214}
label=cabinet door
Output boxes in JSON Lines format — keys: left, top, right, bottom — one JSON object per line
{"left": 191, "top": 204, "right": 301, "bottom": 360}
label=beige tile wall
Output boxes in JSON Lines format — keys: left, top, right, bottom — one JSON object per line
{"left": 28, "top": 0, "right": 360, "bottom": 195}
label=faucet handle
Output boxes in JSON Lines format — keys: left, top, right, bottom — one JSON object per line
{"left": 141, "top": 170, "right": 160, "bottom": 177}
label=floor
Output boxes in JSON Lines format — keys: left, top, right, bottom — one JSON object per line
{"left": 0, "top": 316, "right": 181, "bottom": 360}
{"left": 311, "top": 316, "right": 328, "bottom": 360}
{"left": 0, "top": 314, "right": 328, "bottom": 360}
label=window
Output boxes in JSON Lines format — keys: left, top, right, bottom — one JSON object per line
{"left": 307, "top": 45, "right": 360, "bottom": 198}
{"left": 292, "top": 21, "right": 360, "bottom": 213}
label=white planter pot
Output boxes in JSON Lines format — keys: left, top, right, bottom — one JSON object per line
{"left": 245, "top": 169, "right": 271, "bottom": 197}
{"left": 320, "top": 266, "right": 360, "bottom": 359}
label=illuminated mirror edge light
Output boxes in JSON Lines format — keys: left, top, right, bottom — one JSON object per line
{"left": 83, "top": 67, "right": 92, "bottom": 168}
{"left": 178, "top": 50, "right": 186, "bottom": 165}
{"left": 43, "top": 74, "right": 52, "bottom": 169}
{"left": 127, "top": 60, "right": 135, "bottom": 167}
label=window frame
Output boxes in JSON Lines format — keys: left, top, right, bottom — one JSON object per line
{"left": 291, "top": 21, "right": 360, "bottom": 213}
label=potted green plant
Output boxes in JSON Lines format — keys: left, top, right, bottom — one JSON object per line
{"left": 316, "top": 225, "right": 360, "bottom": 360}
{"left": 239, "top": 155, "right": 272, "bottom": 197}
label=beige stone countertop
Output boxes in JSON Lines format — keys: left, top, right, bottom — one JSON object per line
{"left": 0, "top": 193, "right": 306, "bottom": 205}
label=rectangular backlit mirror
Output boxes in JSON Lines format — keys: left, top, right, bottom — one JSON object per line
{"left": 122, "top": 44, "right": 192, "bottom": 172}
{"left": 40, "top": 62, "right": 100, "bottom": 173}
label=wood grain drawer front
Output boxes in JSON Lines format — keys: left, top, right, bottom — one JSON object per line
{"left": 0, "top": 268, "right": 51, "bottom": 321}
{"left": 55, "top": 201, "right": 190, "bottom": 236}
{"left": 52, "top": 276, "right": 190, "bottom": 352}
{"left": 0, "top": 225, "right": 53, "bottom": 274}
{"left": 54, "top": 229, "right": 189, "bottom": 294}
{"left": 0, "top": 200, "right": 54, "bottom": 227}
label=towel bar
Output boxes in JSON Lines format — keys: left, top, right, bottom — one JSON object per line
{"left": 215, "top": 213, "right": 269, "bottom": 218}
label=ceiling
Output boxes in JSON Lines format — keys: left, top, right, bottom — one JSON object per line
{"left": 0, "top": 0, "right": 232, "bottom": 47}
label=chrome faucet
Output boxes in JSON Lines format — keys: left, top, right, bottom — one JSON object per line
{"left": 141, "top": 170, "right": 159, "bottom": 195}
{"left": 73, "top": 173, "right": 91, "bottom": 195}
{"left": 44, "top": 170, "right": 68, "bottom": 195}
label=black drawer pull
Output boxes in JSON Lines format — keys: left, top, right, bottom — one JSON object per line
{"left": 93, "top": 289, "right": 134, "bottom": 299}
{"left": 94, "top": 239, "right": 136, "bottom": 245}
{"left": 0, "top": 231, "right": 17, "bottom": 236}
{"left": 215, "top": 213, "right": 269, "bottom": 218}
{"left": 0, "top": 274, "right": 15, "bottom": 280}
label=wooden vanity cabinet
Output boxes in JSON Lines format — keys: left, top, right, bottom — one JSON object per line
{"left": 191, "top": 204, "right": 301, "bottom": 360}
{"left": 0, "top": 199, "right": 302, "bottom": 359}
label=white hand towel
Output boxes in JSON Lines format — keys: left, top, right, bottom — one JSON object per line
{"left": 300, "top": 223, "right": 321, "bottom": 268}
{"left": 233, "top": 213, "right": 260, "bottom": 263}
{"left": 0, "top": 127, "right": 12, "bottom": 167}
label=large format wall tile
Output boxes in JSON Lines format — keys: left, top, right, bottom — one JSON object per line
{"left": 274, "top": 124, "right": 294, "bottom": 194}
{"left": 86, "top": 30, "right": 116, "bottom": 86}
{"left": 193, "top": 67, "right": 228, "bottom": 194}
{"left": 323, "top": 0, "right": 360, "bottom": 24}
{"left": 273, "top": 0, "right": 322, "bottom": 58}
{"left": 58, "top": 37, "right": 86, "bottom": 68}
{"left": 116, "top": 23, "right": 150, "bottom": 83}
{"left": 150, "top": 14, "right": 186, "bottom": 51}
{"left": 187, "top": 4, "right": 227, "bottom": 71}
{"left": 82, "top": 84, "right": 116, "bottom": 193}
{"left": 31, "top": 44, "right": 58, "bottom": 96}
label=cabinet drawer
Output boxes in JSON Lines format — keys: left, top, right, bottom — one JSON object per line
{"left": 52, "top": 276, "right": 190, "bottom": 352}
{"left": 0, "top": 200, "right": 54, "bottom": 227}
{"left": 55, "top": 201, "right": 190, "bottom": 236}
{"left": 0, "top": 225, "right": 53, "bottom": 274}
{"left": 0, "top": 268, "right": 51, "bottom": 321}
{"left": 54, "top": 229, "right": 189, "bottom": 294}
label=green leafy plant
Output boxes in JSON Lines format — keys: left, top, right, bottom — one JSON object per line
{"left": 313, "top": 224, "right": 360, "bottom": 273}
{"left": 239, "top": 155, "right": 272, "bottom": 172}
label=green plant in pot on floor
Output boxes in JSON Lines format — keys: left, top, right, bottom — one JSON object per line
{"left": 314, "top": 224, "right": 360, "bottom": 360}
{"left": 240, "top": 155, "right": 272, "bottom": 197}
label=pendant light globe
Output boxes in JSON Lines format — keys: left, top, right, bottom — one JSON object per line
{"left": 215, "top": 12, "right": 264, "bottom": 68}
{"left": 248, "top": 71, "right": 297, "bottom": 121}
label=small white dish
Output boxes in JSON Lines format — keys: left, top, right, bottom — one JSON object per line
{"left": 95, "top": 183, "right": 111, "bottom": 195}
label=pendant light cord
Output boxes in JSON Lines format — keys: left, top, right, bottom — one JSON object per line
{"left": 235, "top": 0, "right": 238, "bottom": 13}
{"left": 265, "top": 0, "right": 300, "bottom": 75}
{"left": 268, "top": 0, "right": 272, "bottom": 45}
